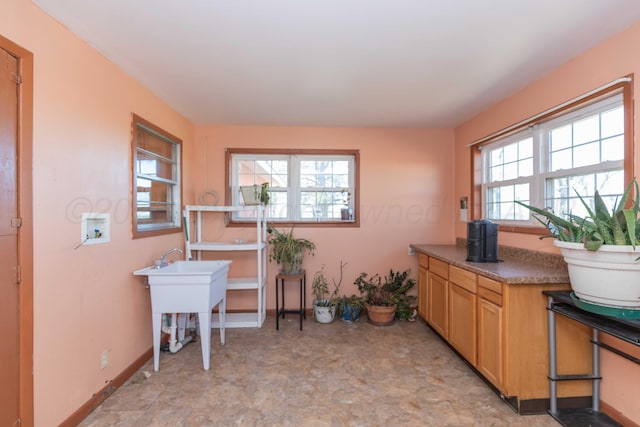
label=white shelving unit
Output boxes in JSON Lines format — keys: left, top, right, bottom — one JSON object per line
{"left": 183, "top": 205, "right": 267, "bottom": 328}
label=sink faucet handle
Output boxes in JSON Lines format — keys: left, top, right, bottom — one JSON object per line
{"left": 160, "top": 247, "right": 184, "bottom": 258}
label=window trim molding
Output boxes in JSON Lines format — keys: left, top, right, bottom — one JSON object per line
{"left": 131, "top": 114, "right": 183, "bottom": 239}
{"left": 224, "top": 148, "right": 361, "bottom": 228}
{"left": 470, "top": 75, "right": 634, "bottom": 236}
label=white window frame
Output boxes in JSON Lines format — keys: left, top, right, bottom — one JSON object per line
{"left": 228, "top": 150, "right": 358, "bottom": 225}
{"left": 481, "top": 93, "right": 624, "bottom": 226}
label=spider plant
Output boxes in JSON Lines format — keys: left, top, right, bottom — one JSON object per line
{"left": 266, "top": 225, "right": 315, "bottom": 274}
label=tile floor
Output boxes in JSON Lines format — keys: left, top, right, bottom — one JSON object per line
{"left": 79, "top": 316, "right": 559, "bottom": 427}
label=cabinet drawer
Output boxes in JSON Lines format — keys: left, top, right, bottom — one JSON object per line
{"left": 478, "top": 275, "right": 502, "bottom": 295}
{"left": 449, "top": 265, "right": 476, "bottom": 293}
{"left": 429, "top": 257, "right": 448, "bottom": 279}
{"left": 418, "top": 253, "right": 429, "bottom": 269}
{"left": 478, "top": 286, "right": 503, "bottom": 307}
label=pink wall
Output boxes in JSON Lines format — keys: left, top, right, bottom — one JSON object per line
{"left": 3, "top": 0, "right": 195, "bottom": 424}
{"left": 7, "top": 0, "right": 637, "bottom": 423}
{"left": 192, "top": 126, "right": 456, "bottom": 308}
{"left": 455, "top": 20, "right": 640, "bottom": 424}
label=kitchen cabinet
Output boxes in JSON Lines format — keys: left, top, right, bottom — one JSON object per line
{"left": 476, "top": 276, "right": 503, "bottom": 389}
{"left": 448, "top": 266, "right": 478, "bottom": 365}
{"left": 417, "top": 254, "right": 428, "bottom": 319}
{"left": 412, "top": 244, "right": 592, "bottom": 414}
{"left": 427, "top": 257, "right": 448, "bottom": 339}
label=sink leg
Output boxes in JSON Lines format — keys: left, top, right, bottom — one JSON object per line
{"left": 219, "top": 297, "right": 226, "bottom": 346}
{"left": 198, "top": 311, "right": 211, "bottom": 371}
{"left": 152, "top": 313, "right": 162, "bottom": 372}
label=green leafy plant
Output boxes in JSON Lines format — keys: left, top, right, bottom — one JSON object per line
{"left": 266, "top": 225, "right": 315, "bottom": 273}
{"left": 311, "top": 264, "right": 341, "bottom": 307}
{"left": 240, "top": 183, "right": 270, "bottom": 205}
{"left": 336, "top": 294, "right": 365, "bottom": 316}
{"left": 354, "top": 269, "right": 416, "bottom": 320}
{"left": 516, "top": 178, "right": 640, "bottom": 251}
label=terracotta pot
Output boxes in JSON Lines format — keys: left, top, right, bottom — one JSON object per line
{"left": 366, "top": 304, "right": 396, "bottom": 326}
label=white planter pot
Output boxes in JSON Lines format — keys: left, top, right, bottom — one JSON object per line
{"left": 554, "top": 240, "right": 640, "bottom": 308}
{"left": 313, "top": 301, "right": 336, "bottom": 323}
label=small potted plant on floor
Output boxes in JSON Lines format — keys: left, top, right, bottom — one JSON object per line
{"left": 355, "top": 269, "right": 416, "bottom": 326}
{"left": 267, "top": 225, "right": 315, "bottom": 274}
{"left": 336, "top": 294, "right": 365, "bottom": 322}
{"left": 311, "top": 265, "right": 340, "bottom": 323}
{"left": 516, "top": 178, "right": 640, "bottom": 315}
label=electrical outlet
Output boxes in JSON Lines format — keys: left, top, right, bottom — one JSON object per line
{"left": 408, "top": 245, "right": 415, "bottom": 256}
{"left": 100, "top": 350, "right": 109, "bottom": 369}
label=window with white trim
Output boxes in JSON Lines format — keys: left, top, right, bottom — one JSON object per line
{"left": 228, "top": 150, "right": 358, "bottom": 224}
{"left": 482, "top": 93, "right": 625, "bottom": 224}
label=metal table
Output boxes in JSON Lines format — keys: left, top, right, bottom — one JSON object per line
{"left": 544, "top": 290, "right": 640, "bottom": 427}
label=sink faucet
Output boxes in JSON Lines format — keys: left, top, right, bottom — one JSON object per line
{"left": 155, "top": 248, "right": 184, "bottom": 268}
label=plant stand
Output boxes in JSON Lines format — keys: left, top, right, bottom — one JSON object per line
{"left": 276, "top": 271, "right": 306, "bottom": 331}
{"left": 544, "top": 290, "right": 639, "bottom": 426}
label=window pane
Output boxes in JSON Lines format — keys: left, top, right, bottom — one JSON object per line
{"left": 573, "top": 115, "right": 599, "bottom": 145}
{"left": 601, "top": 106, "right": 623, "bottom": 138}
{"left": 550, "top": 148, "right": 571, "bottom": 172}
{"left": 519, "top": 138, "right": 533, "bottom": 158}
{"left": 490, "top": 165, "right": 503, "bottom": 182}
{"left": 503, "top": 143, "right": 517, "bottom": 163}
{"left": 550, "top": 125, "right": 572, "bottom": 151}
{"left": 503, "top": 162, "right": 518, "bottom": 180}
{"left": 573, "top": 142, "right": 599, "bottom": 168}
{"left": 519, "top": 158, "right": 533, "bottom": 176}
{"left": 598, "top": 171, "right": 624, "bottom": 197}
{"left": 602, "top": 135, "right": 624, "bottom": 162}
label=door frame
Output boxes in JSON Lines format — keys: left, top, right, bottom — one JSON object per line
{"left": 0, "top": 34, "right": 34, "bottom": 427}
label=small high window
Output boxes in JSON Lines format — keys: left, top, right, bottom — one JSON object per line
{"left": 131, "top": 114, "right": 182, "bottom": 237}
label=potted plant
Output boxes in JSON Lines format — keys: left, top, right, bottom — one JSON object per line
{"left": 266, "top": 225, "right": 315, "bottom": 274}
{"left": 240, "top": 182, "right": 270, "bottom": 205}
{"left": 341, "top": 188, "right": 351, "bottom": 220}
{"left": 336, "top": 294, "right": 365, "bottom": 322}
{"left": 516, "top": 178, "right": 640, "bottom": 314}
{"left": 354, "top": 269, "right": 416, "bottom": 326}
{"left": 311, "top": 265, "right": 340, "bottom": 323}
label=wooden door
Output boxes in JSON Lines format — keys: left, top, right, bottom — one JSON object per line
{"left": 448, "top": 283, "right": 477, "bottom": 365}
{"left": 477, "top": 297, "right": 503, "bottom": 389}
{"left": 0, "top": 47, "right": 20, "bottom": 427}
{"left": 428, "top": 272, "right": 448, "bottom": 339}
{"left": 418, "top": 265, "right": 428, "bottom": 320}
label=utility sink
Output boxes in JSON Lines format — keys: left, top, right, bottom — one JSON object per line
{"left": 133, "top": 260, "right": 232, "bottom": 371}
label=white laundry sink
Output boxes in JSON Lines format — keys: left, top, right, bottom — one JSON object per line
{"left": 133, "top": 260, "right": 232, "bottom": 372}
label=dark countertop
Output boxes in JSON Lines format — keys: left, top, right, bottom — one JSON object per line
{"left": 410, "top": 243, "right": 570, "bottom": 285}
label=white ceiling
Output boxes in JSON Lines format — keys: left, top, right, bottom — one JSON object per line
{"left": 32, "top": 0, "right": 640, "bottom": 128}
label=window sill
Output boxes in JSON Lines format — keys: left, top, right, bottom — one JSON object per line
{"left": 228, "top": 220, "right": 360, "bottom": 228}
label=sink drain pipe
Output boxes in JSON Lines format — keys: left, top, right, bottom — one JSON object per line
{"left": 161, "top": 313, "right": 194, "bottom": 353}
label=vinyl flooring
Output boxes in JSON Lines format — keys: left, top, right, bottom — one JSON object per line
{"left": 79, "top": 316, "right": 559, "bottom": 427}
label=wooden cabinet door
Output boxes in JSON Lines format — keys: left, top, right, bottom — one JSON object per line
{"left": 477, "top": 297, "right": 503, "bottom": 390}
{"left": 448, "top": 283, "right": 477, "bottom": 365}
{"left": 418, "top": 266, "right": 428, "bottom": 320}
{"left": 428, "top": 272, "right": 448, "bottom": 339}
